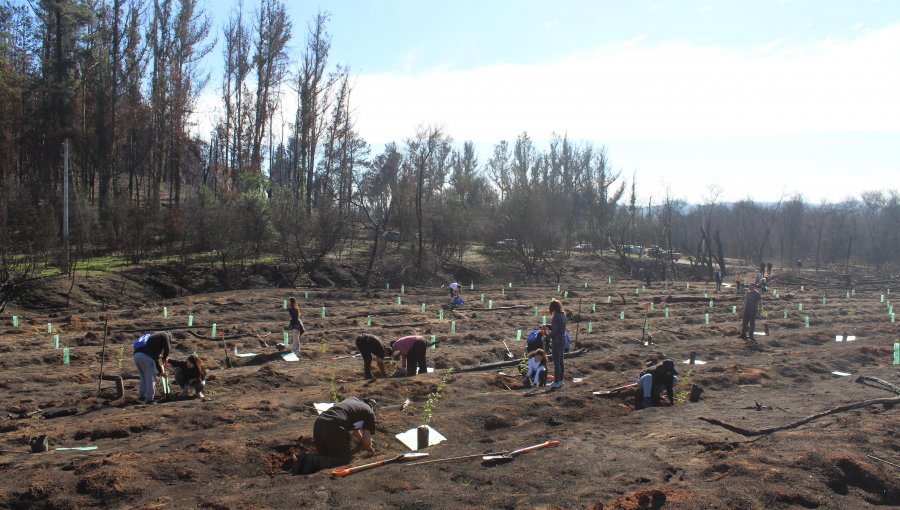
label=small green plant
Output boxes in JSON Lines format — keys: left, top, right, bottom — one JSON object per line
{"left": 517, "top": 356, "right": 528, "bottom": 375}
{"left": 848, "top": 307, "right": 856, "bottom": 317}
{"left": 320, "top": 341, "right": 328, "bottom": 354}
{"left": 329, "top": 371, "right": 340, "bottom": 403}
{"left": 422, "top": 368, "right": 454, "bottom": 424}
{"left": 674, "top": 368, "right": 693, "bottom": 404}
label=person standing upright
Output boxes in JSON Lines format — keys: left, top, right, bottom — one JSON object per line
{"left": 549, "top": 299, "right": 567, "bottom": 389}
{"left": 288, "top": 297, "right": 305, "bottom": 358}
{"left": 737, "top": 283, "right": 762, "bottom": 340}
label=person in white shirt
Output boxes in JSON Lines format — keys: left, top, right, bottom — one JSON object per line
{"left": 524, "top": 349, "right": 548, "bottom": 388}
{"left": 448, "top": 281, "right": 461, "bottom": 298}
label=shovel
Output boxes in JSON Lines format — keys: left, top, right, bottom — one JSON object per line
{"left": 331, "top": 452, "right": 428, "bottom": 477}
{"left": 407, "top": 450, "right": 509, "bottom": 466}
{"left": 593, "top": 382, "right": 638, "bottom": 396}
{"left": 502, "top": 340, "right": 514, "bottom": 358}
{"left": 482, "top": 440, "right": 560, "bottom": 463}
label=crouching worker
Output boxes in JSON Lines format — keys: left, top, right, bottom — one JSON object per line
{"left": 355, "top": 333, "right": 392, "bottom": 379}
{"left": 294, "top": 397, "right": 378, "bottom": 475}
{"left": 524, "top": 349, "right": 548, "bottom": 388}
{"left": 390, "top": 335, "right": 428, "bottom": 376}
{"left": 526, "top": 324, "right": 550, "bottom": 354}
{"left": 170, "top": 354, "right": 208, "bottom": 398}
{"left": 635, "top": 359, "right": 678, "bottom": 409}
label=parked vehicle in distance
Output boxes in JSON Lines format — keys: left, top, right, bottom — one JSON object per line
{"left": 624, "top": 245, "right": 643, "bottom": 255}
{"left": 573, "top": 243, "right": 593, "bottom": 252}
{"left": 496, "top": 238, "right": 518, "bottom": 249}
{"left": 384, "top": 231, "right": 401, "bottom": 242}
{"left": 648, "top": 247, "right": 682, "bottom": 261}
{"left": 664, "top": 250, "right": 683, "bottom": 261}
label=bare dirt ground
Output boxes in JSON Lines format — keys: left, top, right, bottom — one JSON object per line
{"left": 1, "top": 256, "right": 898, "bottom": 509}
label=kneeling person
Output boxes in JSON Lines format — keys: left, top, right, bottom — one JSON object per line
{"left": 636, "top": 359, "right": 678, "bottom": 409}
{"left": 296, "top": 397, "right": 378, "bottom": 474}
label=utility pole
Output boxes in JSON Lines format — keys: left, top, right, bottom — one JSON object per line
{"left": 63, "top": 139, "right": 69, "bottom": 274}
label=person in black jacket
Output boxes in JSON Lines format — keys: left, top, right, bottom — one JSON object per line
{"left": 635, "top": 359, "right": 678, "bottom": 409}
{"left": 294, "top": 397, "right": 378, "bottom": 475}
{"left": 133, "top": 331, "right": 172, "bottom": 405}
{"left": 355, "top": 333, "right": 392, "bottom": 379}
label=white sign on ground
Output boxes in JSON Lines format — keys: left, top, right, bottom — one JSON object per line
{"left": 395, "top": 425, "right": 446, "bottom": 450}
{"left": 313, "top": 402, "right": 335, "bottom": 414}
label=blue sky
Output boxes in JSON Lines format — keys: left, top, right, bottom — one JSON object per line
{"left": 193, "top": 1, "right": 900, "bottom": 203}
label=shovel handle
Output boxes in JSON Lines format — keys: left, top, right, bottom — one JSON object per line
{"left": 509, "top": 440, "right": 560, "bottom": 457}
{"left": 331, "top": 456, "right": 397, "bottom": 477}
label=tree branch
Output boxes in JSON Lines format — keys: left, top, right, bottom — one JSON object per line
{"left": 698, "top": 396, "right": 899, "bottom": 437}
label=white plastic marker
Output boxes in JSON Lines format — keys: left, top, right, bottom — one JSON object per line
{"left": 313, "top": 402, "right": 335, "bottom": 414}
{"left": 396, "top": 425, "right": 446, "bottom": 450}
{"left": 234, "top": 347, "right": 257, "bottom": 358}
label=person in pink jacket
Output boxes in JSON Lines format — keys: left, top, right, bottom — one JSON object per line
{"left": 390, "top": 335, "right": 428, "bottom": 376}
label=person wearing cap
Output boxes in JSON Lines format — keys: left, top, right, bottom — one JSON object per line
{"left": 526, "top": 324, "right": 550, "bottom": 354}
{"left": 294, "top": 396, "right": 378, "bottom": 475}
{"left": 355, "top": 333, "right": 391, "bottom": 379}
{"left": 737, "top": 283, "right": 763, "bottom": 340}
{"left": 636, "top": 359, "right": 678, "bottom": 409}
{"left": 390, "top": 335, "right": 428, "bottom": 376}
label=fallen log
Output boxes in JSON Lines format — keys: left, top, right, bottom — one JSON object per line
{"left": 468, "top": 305, "right": 532, "bottom": 311}
{"left": 856, "top": 375, "right": 900, "bottom": 395}
{"left": 379, "top": 322, "right": 430, "bottom": 329}
{"left": 454, "top": 348, "right": 588, "bottom": 373}
{"left": 655, "top": 295, "right": 738, "bottom": 304}
{"left": 345, "top": 311, "right": 413, "bottom": 319}
{"left": 115, "top": 326, "right": 206, "bottom": 333}
{"left": 187, "top": 330, "right": 254, "bottom": 341}
{"left": 698, "top": 396, "right": 900, "bottom": 436}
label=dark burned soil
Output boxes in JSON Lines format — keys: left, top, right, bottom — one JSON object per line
{"left": 1, "top": 257, "right": 898, "bottom": 509}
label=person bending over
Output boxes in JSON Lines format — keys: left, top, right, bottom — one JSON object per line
{"left": 390, "top": 335, "right": 428, "bottom": 376}
{"left": 294, "top": 397, "right": 378, "bottom": 475}
{"left": 355, "top": 333, "right": 391, "bottom": 379}
{"left": 636, "top": 359, "right": 678, "bottom": 409}
{"left": 132, "top": 331, "right": 172, "bottom": 405}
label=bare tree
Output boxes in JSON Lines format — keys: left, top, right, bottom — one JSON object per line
{"left": 248, "top": 0, "right": 290, "bottom": 174}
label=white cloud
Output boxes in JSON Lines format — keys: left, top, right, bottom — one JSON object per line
{"left": 350, "top": 23, "right": 900, "bottom": 146}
